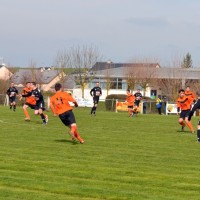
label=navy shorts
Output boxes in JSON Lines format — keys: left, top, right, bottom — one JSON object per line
{"left": 9, "top": 97, "right": 16, "bottom": 103}
{"left": 35, "top": 100, "right": 45, "bottom": 110}
{"left": 180, "top": 109, "right": 190, "bottom": 120}
{"left": 59, "top": 110, "right": 76, "bottom": 126}
{"left": 25, "top": 102, "right": 36, "bottom": 109}
{"left": 93, "top": 96, "right": 100, "bottom": 105}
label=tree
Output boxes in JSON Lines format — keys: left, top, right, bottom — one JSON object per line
{"left": 182, "top": 52, "right": 192, "bottom": 68}
{"left": 69, "top": 45, "right": 100, "bottom": 98}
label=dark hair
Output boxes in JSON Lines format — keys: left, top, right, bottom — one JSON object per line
{"left": 179, "top": 89, "right": 185, "bottom": 93}
{"left": 26, "top": 81, "right": 31, "bottom": 84}
{"left": 55, "top": 83, "right": 62, "bottom": 91}
{"left": 127, "top": 89, "right": 130, "bottom": 92}
{"left": 31, "top": 82, "right": 36, "bottom": 86}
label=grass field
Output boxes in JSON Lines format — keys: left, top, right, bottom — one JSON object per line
{"left": 0, "top": 106, "right": 200, "bottom": 200}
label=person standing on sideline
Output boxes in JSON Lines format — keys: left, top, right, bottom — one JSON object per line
{"left": 143, "top": 98, "right": 147, "bottom": 114}
{"left": 176, "top": 89, "right": 194, "bottom": 134}
{"left": 6, "top": 82, "right": 18, "bottom": 111}
{"left": 90, "top": 82, "right": 102, "bottom": 116}
{"left": 50, "top": 83, "right": 84, "bottom": 144}
{"left": 126, "top": 89, "right": 135, "bottom": 117}
{"left": 156, "top": 97, "right": 162, "bottom": 115}
{"left": 188, "top": 92, "right": 200, "bottom": 142}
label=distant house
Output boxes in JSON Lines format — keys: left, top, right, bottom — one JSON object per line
{"left": 0, "top": 64, "right": 13, "bottom": 80}
{"left": 12, "top": 68, "right": 75, "bottom": 92}
{"left": 73, "top": 61, "right": 200, "bottom": 100}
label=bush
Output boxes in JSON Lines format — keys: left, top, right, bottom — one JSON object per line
{"left": 105, "top": 94, "right": 126, "bottom": 111}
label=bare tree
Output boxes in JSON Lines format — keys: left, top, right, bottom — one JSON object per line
{"left": 55, "top": 49, "right": 71, "bottom": 89}
{"left": 69, "top": 45, "right": 100, "bottom": 98}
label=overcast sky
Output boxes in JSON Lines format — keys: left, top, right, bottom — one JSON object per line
{"left": 1, "top": 0, "right": 200, "bottom": 67}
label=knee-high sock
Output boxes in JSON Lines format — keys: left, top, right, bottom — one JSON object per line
{"left": 186, "top": 121, "right": 194, "bottom": 132}
{"left": 179, "top": 121, "right": 186, "bottom": 127}
{"left": 40, "top": 113, "right": 45, "bottom": 122}
{"left": 23, "top": 109, "right": 30, "bottom": 119}
{"left": 71, "top": 126, "right": 83, "bottom": 142}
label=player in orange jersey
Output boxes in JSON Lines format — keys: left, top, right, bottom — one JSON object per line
{"left": 50, "top": 83, "right": 84, "bottom": 144}
{"left": 126, "top": 89, "right": 136, "bottom": 117}
{"left": 21, "top": 82, "right": 37, "bottom": 121}
{"left": 176, "top": 89, "right": 194, "bottom": 133}
{"left": 185, "top": 86, "right": 196, "bottom": 104}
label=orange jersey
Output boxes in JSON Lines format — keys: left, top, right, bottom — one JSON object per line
{"left": 50, "top": 91, "right": 76, "bottom": 115}
{"left": 176, "top": 96, "right": 192, "bottom": 111}
{"left": 126, "top": 93, "right": 135, "bottom": 106}
{"left": 22, "top": 87, "right": 36, "bottom": 105}
{"left": 185, "top": 90, "right": 196, "bottom": 102}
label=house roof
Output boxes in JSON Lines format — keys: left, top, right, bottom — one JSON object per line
{"left": 12, "top": 69, "right": 60, "bottom": 85}
{"left": 92, "top": 62, "right": 160, "bottom": 71}
{"left": 92, "top": 64, "right": 200, "bottom": 80}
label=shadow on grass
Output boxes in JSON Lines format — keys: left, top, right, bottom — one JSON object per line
{"left": 54, "top": 139, "right": 78, "bottom": 145}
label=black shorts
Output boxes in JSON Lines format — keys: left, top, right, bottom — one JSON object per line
{"left": 35, "top": 100, "right": 45, "bottom": 110}
{"left": 25, "top": 102, "right": 36, "bottom": 110}
{"left": 180, "top": 109, "right": 190, "bottom": 120}
{"left": 134, "top": 100, "right": 140, "bottom": 107}
{"left": 128, "top": 106, "right": 133, "bottom": 109}
{"left": 9, "top": 97, "right": 16, "bottom": 103}
{"left": 93, "top": 96, "right": 99, "bottom": 105}
{"left": 59, "top": 110, "right": 76, "bottom": 126}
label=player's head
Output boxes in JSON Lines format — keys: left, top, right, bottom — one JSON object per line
{"left": 179, "top": 89, "right": 185, "bottom": 97}
{"left": 126, "top": 89, "right": 131, "bottom": 94}
{"left": 186, "top": 86, "right": 190, "bottom": 91}
{"left": 10, "top": 82, "right": 14, "bottom": 87}
{"left": 55, "top": 83, "right": 62, "bottom": 91}
{"left": 26, "top": 82, "right": 31, "bottom": 87}
{"left": 96, "top": 82, "right": 99, "bottom": 87}
{"left": 137, "top": 89, "right": 140, "bottom": 92}
{"left": 31, "top": 82, "right": 37, "bottom": 89}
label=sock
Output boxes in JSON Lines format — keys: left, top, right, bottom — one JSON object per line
{"left": 13, "top": 105, "right": 16, "bottom": 110}
{"left": 71, "top": 126, "right": 84, "bottom": 142}
{"left": 186, "top": 121, "right": 194, "bottom": 132}
{"left": 179, "top": 121, "right": 186, "bottom": 127}
{"left": 197, "top": 130, "right": 200, "bottom": 141}
{"left": 40, "top": 113, "right": 46, "bottom": 122}
{"left": 23, "top": 109, "right": 30, "bottom": 119}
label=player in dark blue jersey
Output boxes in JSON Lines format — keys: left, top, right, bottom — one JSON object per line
{"left": 6, "top": 82, "right": 18, "bottom": 111}
{"left": 90, "top": 82, "right": 102, "bottom": 116}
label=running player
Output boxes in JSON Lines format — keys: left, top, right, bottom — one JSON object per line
{"left": 134, "top": 89, "right": 142, "bottom": 107}
{"left": 188, "top": 92, "right": 200, "bottom": 142}
{"left": 185, "top": 86, "right": 196, "bottom": 104}
{"left": 50, "top": 83, "right": 84, "bottom": 144}
{"left": 126, "top": 89, "right": 135, "bottom": 117}
{"left": 21, "top": 82, "right": 36, "bottom": 121}
{"left": 176, "top": 89, "right": 194, "bottom": 133}
{"left": 6, "top": 82, "right": 18, "bottom": 111}
{"left": 90, "top": 82, "right": 102, "bottom": 116}
{"left": 20, "top": 82, "right": 48, "bottom": 124}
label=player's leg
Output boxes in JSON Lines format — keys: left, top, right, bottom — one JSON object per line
{"left": 185, "top": 117, "right": 195, "bottom": 133}
{"left": 70, "top": 123, "right": 84, "bottom": 144}
{"left": 38, "top": 108, "right": 47, "bottom": 124}
{"left": 178, "top": 116, "right": 186, "bottom": 131}
{"left": 23, "top": 104, "right": 30, "bottom": 120}
{"left": 197, "top": 120, "right": 200, "bottom": 142}
{"left": 13, "top": 99, "right": 16, "bottom": 111}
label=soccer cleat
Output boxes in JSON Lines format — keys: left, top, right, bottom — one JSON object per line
{"left": 45, "top": 115, "right": 48, "bottom": 123}
{"left": 25, "top": 118, "right": 31, "bottom": 121}
{"left": 80, "top": 139, "right": 84, "bottom": 144}
{"left": 191, "top": 130, "right": 195, "bottom": 134}
{"left": 181, "top": 126, "right": 185, "bottom": 131}
{"left": 43, "top": 121, "right": 47, "bottom": 125}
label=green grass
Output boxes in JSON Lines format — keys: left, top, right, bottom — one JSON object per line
{"left": 0, "top": 106, "right": 200, "bottom": 200}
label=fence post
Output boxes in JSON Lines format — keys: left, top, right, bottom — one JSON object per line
{"left": 115, "top": 99, "right": 118, "bottom": 113}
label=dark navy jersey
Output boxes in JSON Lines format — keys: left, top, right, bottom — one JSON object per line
{"left": 22, "top": 88, "right": 44, "bottom": 102}
{"left": 134, "top": 92, "right": 142, "bottom": 100}
{"left": 90, "top": 86, "right": 102, "bottom": 97}
{"left": 7, "top": 87, "right": 18, "bottom": 97}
